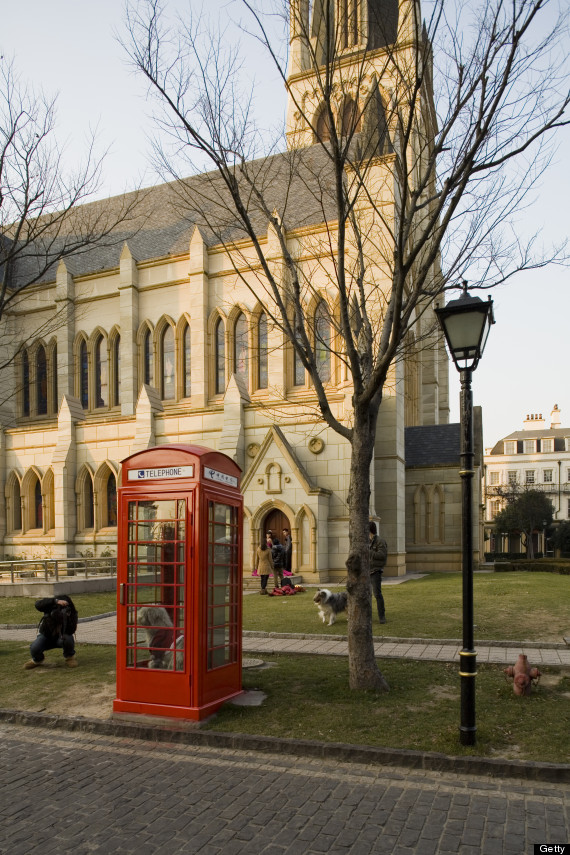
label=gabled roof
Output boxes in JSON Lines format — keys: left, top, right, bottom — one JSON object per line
{"left": 489, "top": 427, "right": 570, "bottom": 455}
{"left": 241, "top": 425, "right": 331, "bottom": 496}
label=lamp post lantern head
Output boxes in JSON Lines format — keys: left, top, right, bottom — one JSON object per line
{"left": 435, "top": 281, "right": 495, "bottom": 372}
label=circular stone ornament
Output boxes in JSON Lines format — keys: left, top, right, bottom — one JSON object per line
{"left": 308, "top": 437, "right": 325, "bottom": 454}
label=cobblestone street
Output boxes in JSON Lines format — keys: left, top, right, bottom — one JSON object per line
{"left": 1, "top": 722, "right": 568, "bottom": 855}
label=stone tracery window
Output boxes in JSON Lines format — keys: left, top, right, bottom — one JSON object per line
{"left": 143, "top": 327, "right": 153, "bottom": 386}
{"left": 7, "top": 475, "right": 22, "bottom": 533}
{"left": 80, "top": 339, "right": 89, "bottom": 409}
{"left": 234, "top": 312, "right": 249, "bottom": 390}
{"left": 340, "top": 98, "right": 361, "bottom": 137}
{"left": 215, "top": 317, "right": 226, "bottom": 394}
{"left": 183, "top": 323, "right": 191, "bottom": 398}
{"left": 257, "top": 313, "right": 268, "bottom": 390}
{"left": 106, "top": 472, "right": 117, "bottom": 527}
{"left": 83, "top": 474, "right": 94, "bottom": 530}
{"left": 36, "top": 345, "right": 48, "bottom": 415}
{"left": 95, "top": 334, "right": 108, "bottom": 408}
{"left": 112, "top": 335, "right": 120, "bottom": 407}
{"left": 340, "top": 0, "right": 360, "bottom": 48}
{"left": 34, "top": 478, "right": 43, "bottom": 530}
{"left": 161, "top": 324, "right": 175, "bottom": 400}
{"left": 315, "top": 106, "right": 332, "bottom": 143}
{"left": 315, "top": 301, "right": 331, "bottom": 383}
{"left": 22, "top": 351, "right": 30, "bottom": 417}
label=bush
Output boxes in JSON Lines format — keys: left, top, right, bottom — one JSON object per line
{"left": 494, "top": 559, "right": 570, "bottom": 575}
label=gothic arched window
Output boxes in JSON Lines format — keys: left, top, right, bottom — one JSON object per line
{"left": 34, "top": 478, "right": 43, "bottom": 529}
{"left": 183, "top": 323, "right": 191, "bottom": 398}
{"left": 340, "top": 0, "right": 359, "bottom": 48}
{"left": 143, "top": 328, "right": 153, "bottom": 386}
{"left": 234, "top": 313, "right": 249, "bottom": 390}
{"left": 95, "top": 335, "right": 108, "bottom": 408}
{"left": 215, "top": 317, "right": 225, "bottom": 394}
{"left": 80, "top": 340, "right": 89, "bottom": 409}
{"left": 36, "top": 345, "right": 48, "bottom": 415}
{"left": 107, "top": 473, "right": 117, "bottom": 527}
{"left": 22, "top": 351, "right": 30, "bottom": 417}
{"left": 315, "top": 302, "right": 331, "bottom": 383}
{"left": 12, "top": 478, "right": 22, "bottom": 532}
{"left": 112, "top": 335, "right": 120, "bottom": 407}
{"left": 52, "top": 344, "right": 58, "bottom": 414}
{"left": 316, "top": 106, "right": 332, "bottom": 143}
{"left": 161, "top": 325, "right": 175, "bottom": 400}
{"left": 341, "top": 98, "right": 361, "bottom": 137}
{"left": 257, "top": 313, "right": 268, "bottom": 389}
{"left": 84, "top": 476, "right": 94, "bottom": 530}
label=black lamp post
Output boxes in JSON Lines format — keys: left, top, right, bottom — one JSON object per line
{"left": 436, "top": 281, "right": 495, "bottom": 746}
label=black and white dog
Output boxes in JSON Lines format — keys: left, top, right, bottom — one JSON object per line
{"left": 313, "top": 589, "right": 348, "bottom": 626}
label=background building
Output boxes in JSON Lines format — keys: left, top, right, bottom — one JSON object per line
{"left": 483, "top": 405, "right": 569, "bottom": 554}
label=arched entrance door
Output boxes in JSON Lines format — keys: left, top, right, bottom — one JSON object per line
{"left": 263, "top": 509, "right": 290, "bottom": 544}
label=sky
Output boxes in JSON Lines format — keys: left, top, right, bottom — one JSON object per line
{"left": 3, "top": 0, "right": 568, "bottom": 449}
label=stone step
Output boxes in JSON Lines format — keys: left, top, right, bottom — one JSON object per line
{"left": 243, "top": 574, "right": 303, "bottom": 590}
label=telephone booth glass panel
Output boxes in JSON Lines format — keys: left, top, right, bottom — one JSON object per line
{"left": 207, "top": 501, "right": 239, "bottom": 670}
{"left": 126, "top": 498, "right": 186, "bottom": 671}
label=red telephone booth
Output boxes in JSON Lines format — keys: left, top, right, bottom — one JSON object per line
{"left": 113, "top": 445, "right": 243, "bottom": 721}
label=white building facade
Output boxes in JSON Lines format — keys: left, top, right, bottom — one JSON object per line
{"left": 483, "top": 405, "right": 570, "bottom": 555}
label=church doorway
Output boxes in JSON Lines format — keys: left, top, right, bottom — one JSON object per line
{"left": 263, "top": 509, "right": 290, "bottom": 544}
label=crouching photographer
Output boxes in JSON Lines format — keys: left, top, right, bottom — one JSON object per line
{"left": 24, "top": 595, "right": 79, "bottom": 670}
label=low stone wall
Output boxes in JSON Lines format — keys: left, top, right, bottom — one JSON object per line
{"left": 0, "top": 576, "right": 117, "bottom": 597}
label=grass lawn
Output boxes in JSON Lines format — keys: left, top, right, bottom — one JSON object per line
{"left": 0, "top": 592, "right": 118, "bottom": 625}
{"left": 1, "top": 640, "right": 568, "bottom": 763}
{"left": 1, "top": 572, "right": 568, "bottom": 642}
{"left": 243, "top": 572, "right": 570, "bottom": 642}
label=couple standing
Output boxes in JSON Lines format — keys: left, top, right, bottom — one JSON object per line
{"left": 255, "top": 528, "right": 293, "bottom": 593}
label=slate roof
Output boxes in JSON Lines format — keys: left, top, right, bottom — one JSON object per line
{"left": 405, "top": 423, "right": 461, "bottom": 467}
{"left": 7, "top": 145, "right": 340, "bottom": 289}
{"left": 489, "top": 427, "right": 570, "bottom": 455}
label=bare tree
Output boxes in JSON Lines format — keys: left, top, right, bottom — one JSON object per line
{"left": 123, "top": 0, "right": 569, "bottom": 691}
{"left": 0, "top": 54, "right": 143, "bottom": 329}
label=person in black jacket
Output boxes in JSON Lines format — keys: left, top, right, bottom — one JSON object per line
{"left": 24, "top": 595, "right": 79, "bottom": 669}
{"left": 369, "top": 522, "right": 388, "bottom": 624}
{"left": 271, "top": 536, "right": 286, "bottom": 588}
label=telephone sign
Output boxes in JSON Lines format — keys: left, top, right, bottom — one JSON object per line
{"left": 127, "top": 465, "right": 194, "bottom": 481}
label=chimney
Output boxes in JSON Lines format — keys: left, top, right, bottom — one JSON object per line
{"left": 550, "top": 404, "right": 561, "bottom": 430}
{"left": 523, "top": 412, "right": 545, "bottom": 431}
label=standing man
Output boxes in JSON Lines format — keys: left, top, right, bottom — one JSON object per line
{"left": 282, "top": 528, "right": 293, "bottom": 576}
{"left": 369, "top": 522, "right": 387, "bottom": 624}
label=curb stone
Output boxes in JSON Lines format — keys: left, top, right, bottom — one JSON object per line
{"left": 243, "top": 630, "right": 569, "bottom": 650}
{"left": 0, "top": 708, "right": 568, "bottom": 785}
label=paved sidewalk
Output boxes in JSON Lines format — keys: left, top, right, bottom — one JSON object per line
{"left": 2, "top": 720, "right": 568, "bottom": 855}
{"left": 2, "top": 614, "right": 568, "bottom": 667}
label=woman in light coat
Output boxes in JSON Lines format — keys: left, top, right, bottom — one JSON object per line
{"left": 255, "top": 542, "right": 278, "bottom": 593}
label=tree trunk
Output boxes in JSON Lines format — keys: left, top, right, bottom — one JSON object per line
{"left": 345, "top": 409, "right": 389, "bottom": 692}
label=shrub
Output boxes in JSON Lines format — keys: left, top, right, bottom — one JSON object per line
{"left": 494, "top": 559, "right": 570, "bottom": 575}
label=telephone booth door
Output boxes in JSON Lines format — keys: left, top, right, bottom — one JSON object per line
{"left": 117, "top": 492, "right": 192, "bottom": 709}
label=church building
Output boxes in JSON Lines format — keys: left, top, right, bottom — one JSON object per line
{"left": 0, "top": 0, "right": 483, "bottom": 579}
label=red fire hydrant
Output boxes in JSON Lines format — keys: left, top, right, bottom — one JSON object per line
{"left": 504, "top": 654, "right": 541, "bottom": 696}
